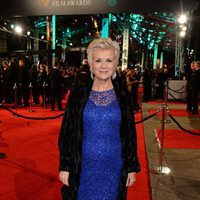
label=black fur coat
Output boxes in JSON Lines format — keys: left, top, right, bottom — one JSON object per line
{"left": 58, "top": 78, "right": 141, "bottom": 200}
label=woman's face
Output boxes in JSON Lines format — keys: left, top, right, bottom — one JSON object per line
{"left": 91, "top": 48, "right": 116, "bottom": 81}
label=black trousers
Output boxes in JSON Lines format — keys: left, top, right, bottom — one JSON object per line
{"left": 191, "top": 88, "right": 199, "bottom": 114}
{"left": 51, "top": 89, "right": 62, "bottom": 110}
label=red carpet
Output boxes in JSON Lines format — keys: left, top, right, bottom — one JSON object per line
{"left": 0, "top": 104, "right": 151, "bottom": 199}
{"left": 149, "top": 108, "right": 200, "bottom": 117}
{"left": 0, "top": 107, "right": 63, "bottom": 200}
{"left": 156, "top": 129, "right": 200, "bottom": 149}
{"left": 127, "top": 112, "right": 151, "bottom": 200}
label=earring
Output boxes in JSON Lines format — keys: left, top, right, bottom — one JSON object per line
{"left": 112, "top": 71, "right": 117, "bottom": 80}
{"left": 90, "top": 72, "right": 94, "bottom": 79}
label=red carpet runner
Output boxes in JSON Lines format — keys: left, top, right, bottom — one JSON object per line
{"left": 0, "top": 106, "right": 151, "bottom": 199}
{"left": 127, "top": 112, "right": 151, "bottom": 200}
{"left": 156, "top": 129, "right": 200, "bottom": 149}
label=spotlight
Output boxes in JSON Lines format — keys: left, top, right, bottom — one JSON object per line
{"left": 178, "top": 14, "right": 187, "bottom": 24}
{"left": 181, "top": 26, "right": 187, "bottom": 31}
{"left": 15, "top": 25, "right": 22, "bottom": 34}
{"left": 179, "top": 31, "right": 186, "bottom": 37}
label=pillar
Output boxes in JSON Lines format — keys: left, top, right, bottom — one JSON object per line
{"left": 52, "top": 15, "right": 56, "bottom": 66}
{"left": 160, "top": 51, "right": 164, "bottom": 68}
{"left": 153, "top": 44, "right": 158, "bottom": 69}
{"left": 122, "top": 27, "right": 129, "bottom": 70}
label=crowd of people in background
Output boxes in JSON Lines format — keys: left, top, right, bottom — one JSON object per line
{"left": 0, "top": 56, "right": 199, "bottom": 114}
{"left": 0, "top": 57, "right": 79, "bottom": 111}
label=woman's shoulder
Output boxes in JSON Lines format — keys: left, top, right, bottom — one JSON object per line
{"left": 68, "top": 80, "right": 92, "bottom": 101}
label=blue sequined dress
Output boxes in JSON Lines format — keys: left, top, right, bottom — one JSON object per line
{"left": 78, "top": 89, "right": 123, "bottom": 200}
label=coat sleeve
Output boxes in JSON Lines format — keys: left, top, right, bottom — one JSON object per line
{"left": 58, "top": 88, "right": 75, "bottom": 172}
{"left": 126, "top": 107, "right": 141, "bottom": 173}
{"left": 123, "top": 87, "right": 140, "bottom": 173}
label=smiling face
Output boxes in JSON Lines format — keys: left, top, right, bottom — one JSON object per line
{"left": 91, "top": 48, "right": 116, "bottom": 82}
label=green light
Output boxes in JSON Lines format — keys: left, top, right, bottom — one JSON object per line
{"left": 160, "top": 52, "right": 163, "bottom": 68}
{"left": 52, "top": 15, "right": 56, "bottom": 50}
{"left": 159, "top": 32, "right": 166, "bottom": 35}
{"left": 101, "top": 17, "right": 109, "bottom": 38}
{"left": 112, "top": 15, "right": 117, "bottom": 22}
{"left": 34, "top": 19, "right": 47, "bottom": 28}
{"left": 153, "top": 44, "right": 158, "bottom": 69}
{"left": 81, "top": 37, "right": 92, "bottom": 45}
{"left": 163, "top": 12, "right": 167, "bottom": 17}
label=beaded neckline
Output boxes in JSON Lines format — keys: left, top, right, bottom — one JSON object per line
{"left": 89, "top": 88, "right": 116, "bottom": 106}
{"left": 91, "top": 88, "right": 114, "bottom": 93}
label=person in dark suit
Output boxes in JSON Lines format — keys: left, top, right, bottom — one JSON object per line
{"left": 30, "top": 64, "right": 40, "bottom": 105}
{"left": 116, "top": 65, "right": 126, "bottom": 88}
{"left": 142, "top": 67, "right": 152, "bottom": 102}
{"left": 58, "top": 38, "right": 140, "bottom": 200}
{"left": 18, "top": 59, "right": 30, "bottom": 107}
{"left": 190, "top": 61, "right": 200, "bottom": 114}
{"left": 0, "top": 61, "right": 10, "bottom": 104}
{"left": 49, "top": 61, "right": 63, "bottom": 111}
{"left": 186, "top": 61, "right": 195, "bottom": 112}
{"left": 75, "top": 59, "right": 90, "bottom": 86}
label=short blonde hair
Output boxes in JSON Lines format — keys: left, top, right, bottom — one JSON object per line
{"left": 87, "top": 38, "right": 120, "bottom": 70}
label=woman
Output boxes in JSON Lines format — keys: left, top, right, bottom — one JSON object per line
{"left": 126, "top": 68, "right": 140, "bottom": 112}
{"left": 58, "top": 38, "right": 140, "bottom": 200}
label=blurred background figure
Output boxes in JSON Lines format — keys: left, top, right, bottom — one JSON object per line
{"left": 190, "top": 61, "right": 200, "bottom": 114}
{"left": 49, "top": 60, "right": 63, "bottom": 111}
{"left": 0, "top": 61, "right": 10, "bottom": 104}
{"left": 142, "top": 67, "right": 152, "bottom": 102}
{"left": 126, "top": 67, "right": 141, "bottom": 112}
{"left": 75, "top": 59, "right": 90, "bottom": 86}
{"left": 186, "top": 61, "right": 195, "bottom": 112}
{"left": 30, "top": 64, "right": 40, "bottom": 105}
{"left": 38, "top": 63, "right": 47, "bottom": 106}
{"left": 17, "top": 59, "right": 30, "bottom": 107}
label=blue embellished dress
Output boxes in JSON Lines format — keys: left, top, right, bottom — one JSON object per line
{"left": 77, "top": 89, "right": 123, "bottom": 200}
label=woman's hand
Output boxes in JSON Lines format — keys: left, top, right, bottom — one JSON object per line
{"left": 59, "top": 171, "right": 70, "bottom": 186}
{"left": 126, "top": 172, "right": 136, "bottom": 187}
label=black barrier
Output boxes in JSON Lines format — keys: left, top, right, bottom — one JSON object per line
{"left": 0, "top": 104, "right": 64, "bottom": 120}
{"left": 135, "top": 109, "right": 160, "bottom": 124}
{"left": 0, "top": 103, "right": 159, "bottom": 124}
{"left": 167, "top": 112, "right": 200, "bottom": 136}
{"left": 167, "top": 86, "right": 186, "bottom": 94}
{"left": 168, "top": 92, "right": 178, "bottom": 100}
{"left": 1, "top": 101, "right": 199, "bottom": 136}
